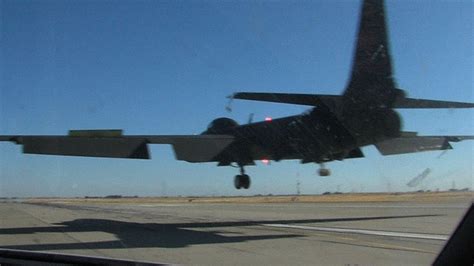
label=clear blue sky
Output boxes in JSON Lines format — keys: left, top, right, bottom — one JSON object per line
{"left": 1, "top": 0, "right": 472, "bottom": 197}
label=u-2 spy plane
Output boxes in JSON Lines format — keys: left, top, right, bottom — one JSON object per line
{"left": 1, "top": 0, "right": 473, "bottom": 189}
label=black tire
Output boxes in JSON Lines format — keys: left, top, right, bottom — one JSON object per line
{"left": 234, "top": 175, "right": 242, "bottom": 189}
{"left": 318, "top": 168, "right": 331, "bottom": 176}
{"left": 242, "top": 174, "right": 251, "bottom": 189}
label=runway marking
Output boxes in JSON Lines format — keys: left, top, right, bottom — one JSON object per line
{"left": 260, "top": 224, "right": 448, "bottom": 241}
{"left": 323, "top": 239, "right": 434, "bottom": 254}
{"left": 136, "top": 204, "right": 191, "bottom": 207}
{"left": 271, "top": 204, "right": 468, "bottom": 209}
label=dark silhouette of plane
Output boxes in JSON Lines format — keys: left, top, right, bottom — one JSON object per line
{"left": 1, "top": 0, "right": 473, "bottom": 189}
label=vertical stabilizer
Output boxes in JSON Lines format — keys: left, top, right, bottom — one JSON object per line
{"left": 343, "top": 0, "right": 400, "bottom": 109}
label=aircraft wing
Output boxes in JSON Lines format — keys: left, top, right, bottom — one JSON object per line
{"left": 0, "top": 130, "right": 235, "bottom": 163}
{"left": 375, "top": 135, "right": 474, "bottom": 156}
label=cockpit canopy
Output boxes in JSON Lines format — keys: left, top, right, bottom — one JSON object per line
{"left": 203, "top": 117, "right": 239, "bottom": 134}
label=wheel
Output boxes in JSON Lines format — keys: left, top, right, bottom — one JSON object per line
{"left": 234, "top": 175, "right": 242, "bottom": 189}
{"left": 318, "top": 168, "right": 331, "bottom": 176}
{"left": 234, "top": 174, "right": 251, "bottom": 189}
{"left": 241, "top": 174, "right": 251, "bottom": 189}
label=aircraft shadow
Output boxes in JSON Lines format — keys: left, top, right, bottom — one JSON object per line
{"left": 0, "top": 214, "right": 440, "bottom": 250}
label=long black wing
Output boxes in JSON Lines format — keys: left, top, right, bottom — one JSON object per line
{"left": 0, "top": 133, "right": 234, "bottom": 163}
{"left": 375, "top": 135, "right": 474, "bottom": 156}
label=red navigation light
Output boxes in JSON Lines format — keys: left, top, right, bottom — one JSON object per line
{"left": 264, "top": 117, "right": 272, "bottom": 122}
{"left": 261, "top": 159, "right": 270, "bottom": 165}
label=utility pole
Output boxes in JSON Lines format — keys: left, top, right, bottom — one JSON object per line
{"left": 296, "top": 172, "right": 301, "bottom": 195}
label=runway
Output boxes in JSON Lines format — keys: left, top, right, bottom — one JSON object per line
{"left": 0, "top": 196, "right": 471, "bottom": 265}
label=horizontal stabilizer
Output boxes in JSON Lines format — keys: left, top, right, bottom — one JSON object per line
{"left": 232, "top": 92, "right": 474, "bottom": 109}
{"left": 393, "top": 97, "right": 474, "bottom": 109}
{"left": 231, "top": 92, "right": 340, "bottom": 107}
{"left": 375, "top": 136, "right": 474, "bottom": 156}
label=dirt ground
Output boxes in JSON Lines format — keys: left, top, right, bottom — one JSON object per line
{"left": 23, "top": 191, "right": 473, "bottom": 205}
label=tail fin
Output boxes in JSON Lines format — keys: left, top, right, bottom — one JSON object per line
{"left": 343, "top": 0, "right": 401, "bottom": 109}
{"left": 231, "top": 0, "right": 474, "bottom": 110}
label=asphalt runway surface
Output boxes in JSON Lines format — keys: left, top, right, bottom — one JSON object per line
{"left": 0, "top": 197, "right": 471, "bottom": 265}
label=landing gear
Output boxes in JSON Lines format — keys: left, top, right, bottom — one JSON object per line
{"left": 234, "top": 174, "right": 250, "bottom": 189}
{"left": 318, "top": 163, "right": 331, "bottom": 176}
{"left": 234, "top": 166, "right": 251, "bottom": 189}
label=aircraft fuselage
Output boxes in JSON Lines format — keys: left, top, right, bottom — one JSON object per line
{"left": 205, "top": 105, "right": 402, "bottom": 166}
